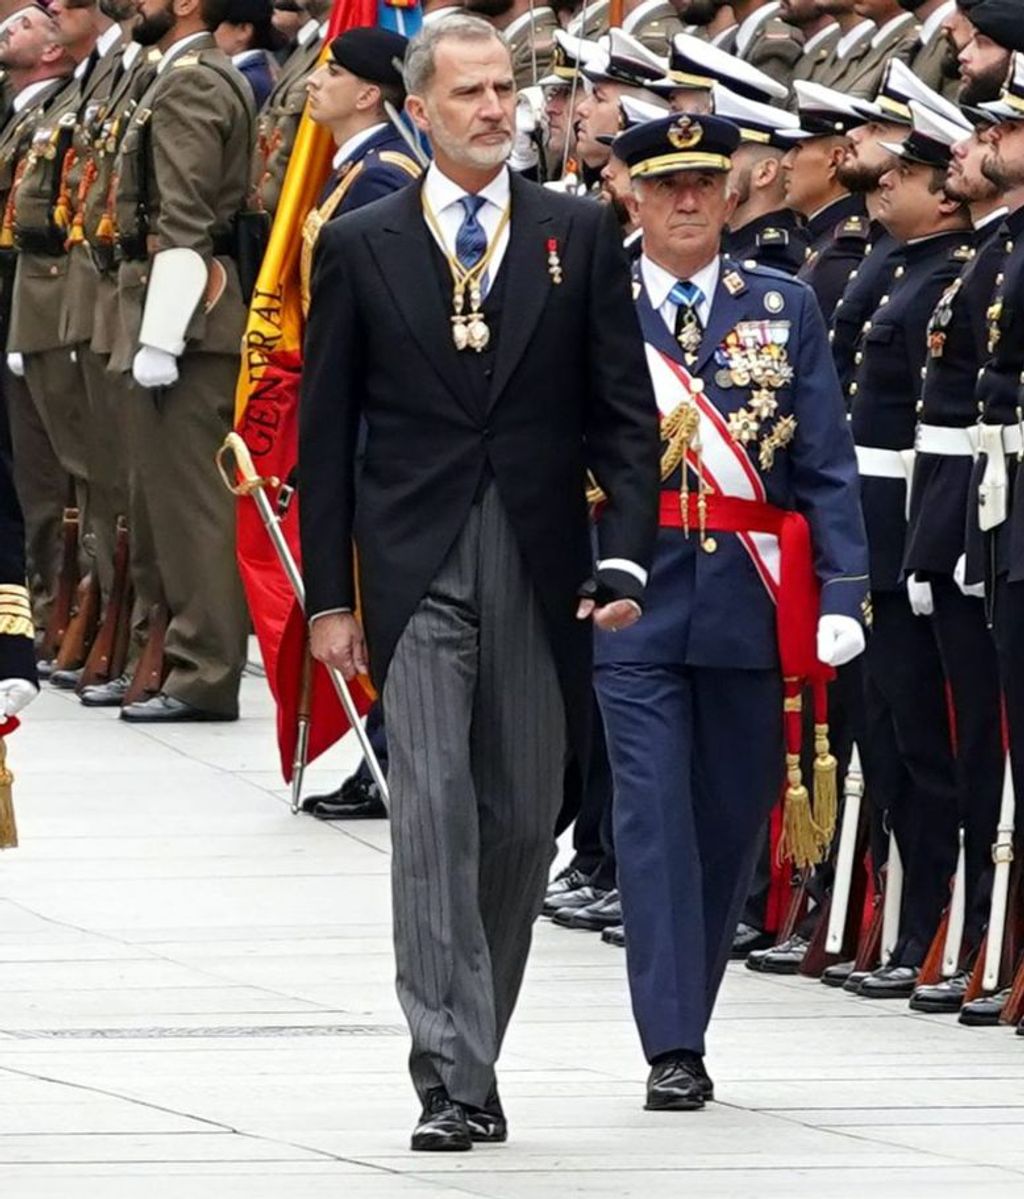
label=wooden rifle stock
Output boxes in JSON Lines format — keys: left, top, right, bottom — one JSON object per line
{"left": 124, "top": 602, "right": 167, "bottom": 706}
{"left": 38, "top": 503, "right": 80, "bottom": 661}
{"left": 53, "top": 571, "right": 100, "bottom": 671}
{"left": 777, "top": 868, "right": 810, "bottom": 945}
{"left": 79, "top": 517, "right": 132, "bottom": 689}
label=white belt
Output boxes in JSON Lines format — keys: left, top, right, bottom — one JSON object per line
{"left": 855, "top": 445, "right": 915, "bottom": 479}
{"left": 914, "top": 424, "right": 978, "bottom": 457}
{"left": 990, "top": 423, "right": 1024, "bottom": 456}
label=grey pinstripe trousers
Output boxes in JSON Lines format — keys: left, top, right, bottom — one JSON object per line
{"left": 382, "top": 485, "right": 567, "bottom": 1106}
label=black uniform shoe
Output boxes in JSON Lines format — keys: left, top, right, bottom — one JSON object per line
{"left": 821, "top": 960, "right": 856, "bottom": 988}
{"left": 36, "top": 659, "right": 54, "bottom": 679}
{"left": 545, "top": 865, "right": 589, "bottom": 901}
{"left": 120, "top": 693, "right": 237, "bottom": 722}
{"left": 79, "top": 673, "right": 132, "bottom": 708}
{"left": 1016, "top": 1017, "right": 1024, "bottom": 1036}
{"left": 464, "top": 1088, "right": 507, "bottom": 1143}
{"left": 858, "top": 965, "right": 919, "bottom": 999}
{"left": 909, "top": 970, "right": 970, "bottom": 1013}
{"left": 959, "top": 987, "right": 1009, "bottom": 1027}
{"left": 553, "top": 889, "right": 621, "bottom": 931}
{"left": 411, "top": 1087, "right": 472, "bottom": 1152}
{"left": 602, "top": 924, "right": 625, "bottom": 947}
{"left": 842, "top": 968, "right": 873, "bottom": 993}
{"left": 312, "top": 777, "right": 387, "bottom": 820}
{"left": 49, "top": 667, "right": 82, "bottom": 690}
{"left": 543, "top": 884, "right": 609, "bottom": 918}
{"left": 730, "top": 922, "right": 774, "bottom": 960}
{"left": 645, "top": 1052, "right": 708, "bottom": 1111}
{"left": 746, "top": 935, "right": 808, "bottom": 975}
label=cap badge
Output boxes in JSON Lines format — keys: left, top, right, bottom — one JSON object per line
{"left": 667, "top": 117, "right": 703, "bottom": 151}
{"left": 764, "top": 291, "right": 784, "bottom": 314}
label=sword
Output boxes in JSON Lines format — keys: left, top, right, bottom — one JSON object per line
{"left": 826, "top": 743, "right": 863, "bottom": 955}
{"left": 216, "top": 432, "right": 389, "bottom": 812}
{"left": 983, "top": 755, "right": 1015, "bottom": 992}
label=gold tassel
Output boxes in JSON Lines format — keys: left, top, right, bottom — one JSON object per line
{"left": 813, "top": 722, "right": 838, "bottom": 850}
{"left": 0, "top": 736, "right": 17, "bottom": 850}
{"left": 777, "top": 752, "right": 822, "bottom": 870}
{"left": 94, "top": 212, "right": 115, "bottom": 244}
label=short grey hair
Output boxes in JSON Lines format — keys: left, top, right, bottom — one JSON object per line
{"left": 404, "top": 13, "right": 509, "bottom": 96}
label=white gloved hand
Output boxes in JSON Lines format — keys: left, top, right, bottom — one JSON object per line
{"left": 906, "top": 573, "right": 934, "bottom": 616}
{"left": 6, "top": 352, "right": 24, "bottom": 378}
{"left": 954, "top": 552, "right": 985, "bottom": 599}
{"left": 132, "top": 345, "right": 179, "bottom": 390}
{"left": 0, "top": 678, "right": 38, "bottom": 718}
{"left": 817, "top": 614, "right": 866, "bottom": 667}
{"left": 508, "top": 87, "right": 543, "bottom": 172}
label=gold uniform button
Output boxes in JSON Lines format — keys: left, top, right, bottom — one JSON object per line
{"left": 894, "top": 265, "right": 906, "bottom": 278}
{"left": 849, "top": 382, "right": 859, "bottom": 395}
{"left": 702, "top": 537, "right": 717, "bottom": 554}
{"left": 854, "top": 351, "right": 863, "bottom": 364}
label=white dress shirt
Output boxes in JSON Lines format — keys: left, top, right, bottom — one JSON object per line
{"left": 735, "top": 0, "right": 779, "bottom": 55}
{"left": 422, "top": 161, "right": 512, "bottom": 287}
{"left": 12, "top": 77, "right": 61, "bottom": 114}
{"left": 836, "top": 20, "right": 874, "bottom": 59}
{"left": 870, "top": 11, "right": 915, "bottom": 49}
{"left": 333, "top": 122, "right": 388, "bottom": 170}
{"left": 641, "top": 253, "right": 721, "bottom": 334}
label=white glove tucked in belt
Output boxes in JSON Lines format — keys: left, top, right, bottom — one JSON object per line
{"left": 6, "top": 353, "right": 25, "bottom": 378}
{"left": 954, "top": 553, "right": 985, "bottom": 599}
{"left": 907, "top": 574, "right": 934, "bottom": 616}
{"left": 816, "top": 614, "right": 866, "bottom": 667}
{"left": 132, "top": 346, "right": 179, "bottom": 389}
{"left": 0, "top": 678, "right": 38, "bottom": 717}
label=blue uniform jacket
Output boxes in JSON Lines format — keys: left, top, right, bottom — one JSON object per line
{"left": 596, "top": 257, "right": 869, "bottom": 671}
{"left": 316, "top": 124, "right": 422, "bottom": 218}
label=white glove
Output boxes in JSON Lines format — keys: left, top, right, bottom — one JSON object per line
{"left": 509, "top": 88, "right": 543, "bottom": 172}
{"left": 817, "top": 614, "right": 866, "bottom": 668}
{"left": 954, "top": 553, "right": 985, "bottom": 599}
{"left": 6, "top": 352, "right": 24, "bottom": 378}
{"left": 0, "top": 678, "right": 38, "bottom": 717}
{"left": 132, "top": 345, "right": 179, "bottom": 390}
{"left": 906, "top": 574, "right": 934, "bottom": 617}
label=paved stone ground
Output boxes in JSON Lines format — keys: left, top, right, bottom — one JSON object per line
{"left": 1, "top": 665, "right": 1024, "bottom": 1198}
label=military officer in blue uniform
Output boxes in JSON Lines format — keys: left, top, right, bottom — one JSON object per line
{"left": 593, "top": 112, "right": 869, "bottom": 1111}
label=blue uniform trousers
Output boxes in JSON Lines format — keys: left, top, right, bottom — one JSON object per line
{"left": 595, "top": 662, "right": 782, "bottom": 1060}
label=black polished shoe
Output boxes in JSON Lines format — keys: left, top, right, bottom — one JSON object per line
{"left": 858, "top": 965, "right": 919, "bottom": 999}
{"left": 730, "top": 922, "right": 774, "bottom": 960}
{"left": 554, "top": 889, "right": 621, "bottom": 931}
{"left": 842, "top": 968, "right": 873, "bottom": 994}
{"left": 464, "top": 1088, "right": 507, "bottom": 1144}
{"left": 313, "top": 777, "right": 387, "bottom": 820}
{"left": 545, "top": 864, "right": 589, "bottom": 901}
{"left": 959, "top": 987, "right": 1009, "bottom": 1027}
{"left": 601, "top": 923, "right": 625, "bottom": 947}
{"left": 80, "top": 673, "right": 133, "bottom": 707}
{"left": 821, "top": 960, "right": 856, "bottom": 988}
{"left": 909, "top": 970, "right": 970, "bottom": 1014}
{"left": 120, "top": 692, "right": 237, "bottom": 723}
{"left": 36, "top": 658, "right": 55, "bottom": 679}
{"left": 542, "top": 884, "right": 609, "bottom": 918}
{"left": 746, "top": 935, "right": 808, "bottom": 975}
{"left": 411, "top": 1087, "right": 472, "bottom": 1152}
{"left": 49, "top": 667, "right": 82, "bottom": 690}
{"left": 645, "top": 1052, "right": 707, "bottom": 1111}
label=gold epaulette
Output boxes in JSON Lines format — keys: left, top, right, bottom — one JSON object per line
{"left": 378, "top": 150, "right": 423, "bottom": 179}
{"left": 0, "top": 584, "right": 33, "bottom": 640}
{"left": 173, "top": 53, "right": 201, "bottom": 69}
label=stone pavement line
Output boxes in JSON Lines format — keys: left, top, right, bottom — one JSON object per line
{"left": 2, "top": 678, "right": 1024, "bottom": 1197}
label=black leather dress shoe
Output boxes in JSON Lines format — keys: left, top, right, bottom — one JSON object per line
{"left": 411, "top": 1087, "right": 472, "bottom": 1152}
{"left": 909, "top": 970, "right": 970, "bottom": 1013}
{"left": 543, "top": 884, "right": 609, "bottom": 918}
{"left": 858, "top": 965, "right": 919, "bottom": 999}
{"left": 602, "top": 923, "right": 625, "bottom": 947}
{"left": 49, "top": 667, "right": 82, "bottom": 690}
{"left": 554, "top": 889, "right": 621, "bottom": 931}
{"left": 545, "top": 865, "right": 589, "bottom": 901}
{"left": 36, "top": 658, "right": 54, "bottom": 679}
{"left": 746, "top": 935, "right": 808, "bottom": 975}
{"left": 313, "top": 777, "right": 387, "bottom": 820}
{"left": 730, "top": 922, "right": 774, "bottom": 960}
{"left": 120, "top": 693, "right": 237, "bottom": 723}
{"left": 959, "top": 987, "right": 1009, "bottom": 1027}
{"left": 645, "top": 1053, "right": 708, "bottom": 1111}
{"left": 464, "top": 1088, "right": 507, "bottom": 1143}
{"left": 79, "top": 673, "right": 132, "bottom": 708}
{"left": 842, "top": 968, "right": 872, "bottom": 993}
{"left": 821, "top": 960, "right": 856, "bottom": 988}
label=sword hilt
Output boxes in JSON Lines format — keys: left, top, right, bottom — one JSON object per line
{"left": 216, "top": 431, "right": 280, "bottom": 497}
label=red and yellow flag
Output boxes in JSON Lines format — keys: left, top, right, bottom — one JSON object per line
{"left": 233, "top": 0, "right": 382, "bottom": 781}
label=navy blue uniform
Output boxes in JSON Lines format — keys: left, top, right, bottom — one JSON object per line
{"left": 830, "top": 225, "right": 900, "bottom": 400}
{"left": 724, "top": 208, "right": 811, "bottom": 277}
{"left": 797, "top": 194, "right": 870, "bottom": 322}
{"left": 595, "top": 257, "right": 868, "bottom": 1060}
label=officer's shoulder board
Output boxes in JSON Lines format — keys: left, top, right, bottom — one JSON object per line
{"left": 376, "top": 149, "right": 424, "bottom": 179}
{"left": 833, "top": 214, "right": 869, "bottom": 242}
{"left": 756, "top": 227, "right": 789, "bottom": 249}
{"left": 172, "top": 53, "right": 202, "bottom": 69}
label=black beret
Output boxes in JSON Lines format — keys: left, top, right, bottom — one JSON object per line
{"left": 328, "top": 27, "right": 409, "bottom": 90}
{"left": 963, "top": 0, "right": 1024, "bottom": 52}
{"left": 221, "top": 0, "right": 275, "bottom": 25}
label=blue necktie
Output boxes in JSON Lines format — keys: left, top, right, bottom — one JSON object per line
{"left": 669, "top": 280, "right": 705, "bottom": 357}
{"left": 668, "top": 280, "right": 704, "bottom": 315}
{"left": 456, "top": 194, "right": 488, "bottom": 271}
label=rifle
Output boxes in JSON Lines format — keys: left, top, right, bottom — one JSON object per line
{"left": 37, "top": 502, "right": 80, "bottom": 662}
{"left": 918, "top": 828, "right": 967, "bottom": 986}
{"left": 78, "top": 516, "right": 131, "bottom": 690}
{"left": 52, "top": 571, "right": 100, "bottom": 672}
{"left": 123, "top": 601, "right": 167, "bottom": 706}
{"left": 881, "top": 830, "right": 903, "bottom": 966}
{"left": 826, "top": 744, "right": 864, "bottom": 953}
{"left": 983, "top": 755, "right": 1016, "bottom": 991}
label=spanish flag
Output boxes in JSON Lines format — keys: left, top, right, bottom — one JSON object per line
{"left": 233, "top": 0, "right": 422, "bottom": 781}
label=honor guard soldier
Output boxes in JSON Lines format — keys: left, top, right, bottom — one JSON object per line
{"left": 622, "top": 0, "right": 685, "bottom": 57}
{"left": 782, "top": 81, "right": 872, "bottom": 321}
{"left": 108, "top": 0, "right": 255, "bottom": 722}
{"left": 594, "top": 112, "right": 868, "bottom": 1111}
{"left": 215, "top": 0, "right": 280, "bottom": 109}
{"left": 652, "top": 31, "right": 789, "bottom": 115}
{"left": 905, "top": 1, "right": 959, "bottom": 98}
{"left": 712, "top": 86, "right": 811, "bottom": 273}
{"left": 812, "top": 1, "right": 876, "bottom": 91}
{"left": 783, "top": 0, "right": 843, "bottom": 86}
{"left": 251, "top": 0, "right": 328, "bottom": 217}
{"left": 903, "top": 103, "right": 1011, "bottom": 1015}
{"left": 831, "top": 0, "right": 920, "bottom": 98}
{"left": 0, "top": 7, "right": 73, "bottom": 638}
{"left": 732, "top": 0, "right": 805, "bottom": 85}
{"left": 498, "top": 1, "right": 558, "bottom": 89}
{"left": 847, "top": 99, "right": 976, "bottom": 999}
{"left": 536, "top": 29, "right": 600, "bottom": 187}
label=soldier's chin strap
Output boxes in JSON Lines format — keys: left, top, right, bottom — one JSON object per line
{"left": 138, "top": 247, "right": 209, "bottom": 357}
